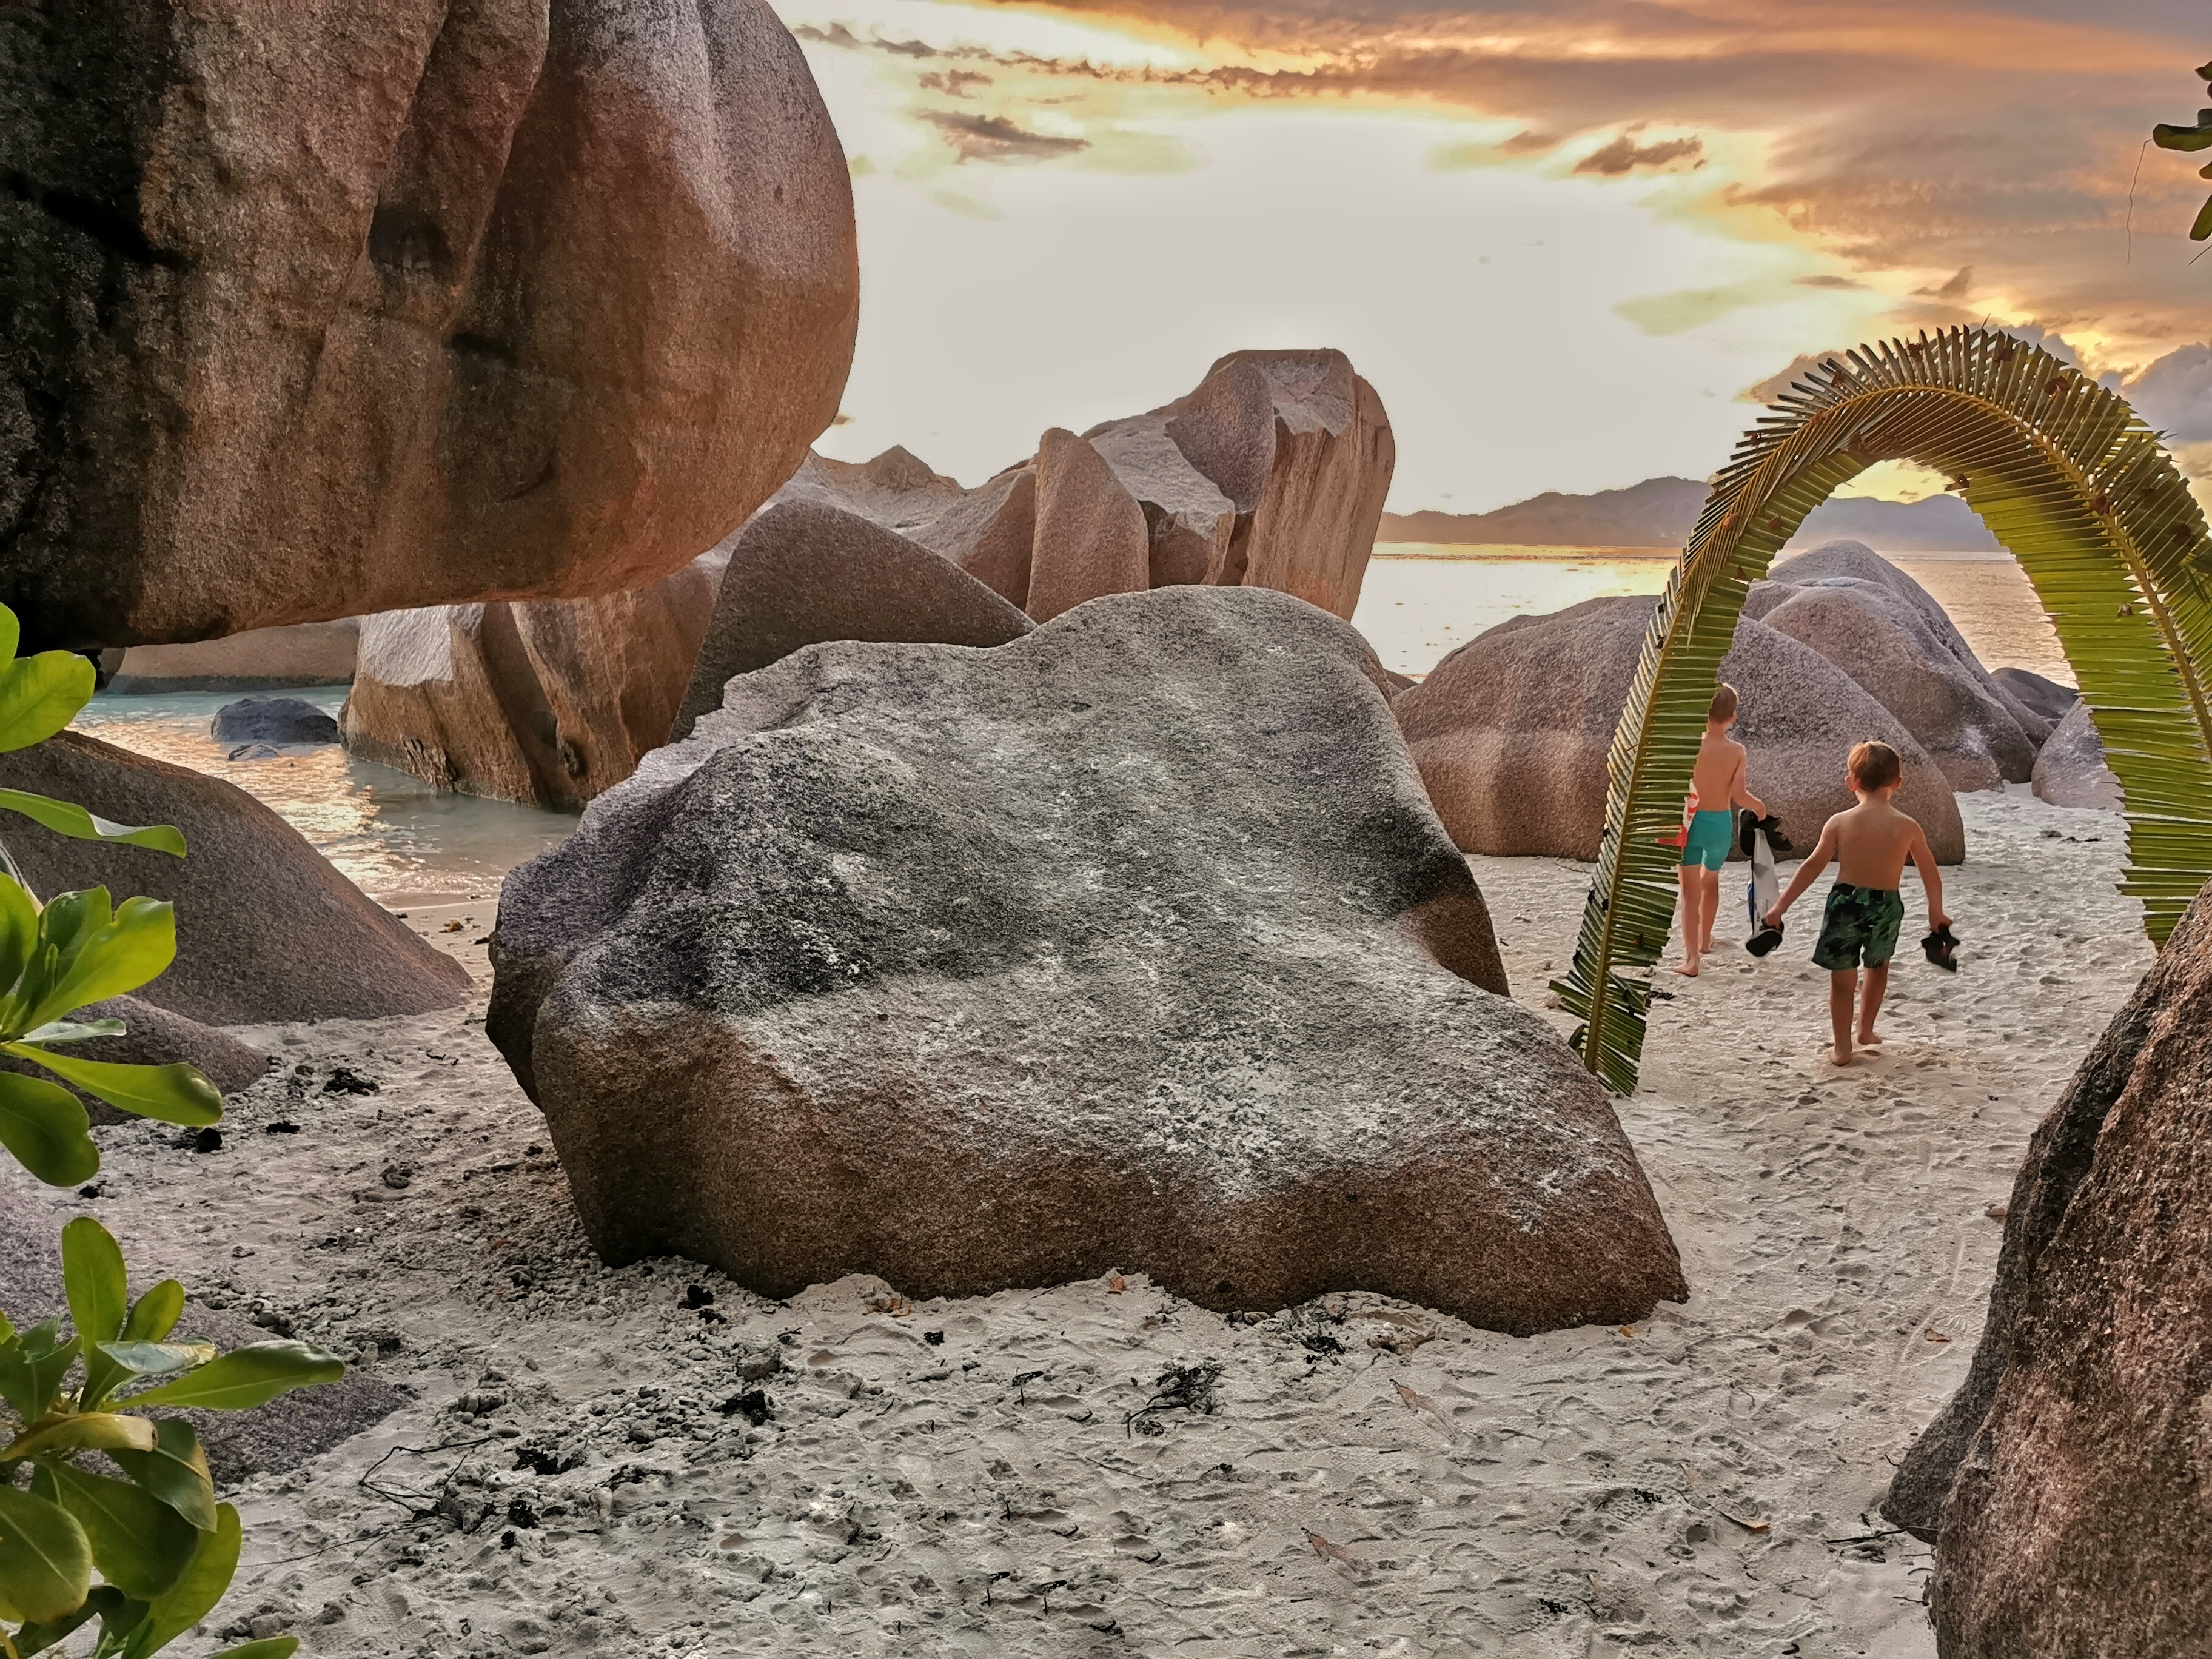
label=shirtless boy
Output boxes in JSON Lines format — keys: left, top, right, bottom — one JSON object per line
{"left": 1674, "top": 683, "right": 1766, "bottom": 976}
{"left": 1764, "top": 740, "right": 1951, "bottom": 1066}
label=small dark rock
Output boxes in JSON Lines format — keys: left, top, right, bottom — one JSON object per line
{"left": 192, "top": 1127, "right": 223, "bottom": 1153}
{"left": 322, "top": 1067, "right": 380, "bottom": 1096}
{"left": 680, "top": 1283, "right": 715, "bottom": 1309}
{"left": 264, "top": 1121, "right": 301, "bottom": 1134}
{"left": 506, "top": 1497, "right": 539, "bottom": 1530}
{"left": 380, "top": 1164, "right": 414, "bottom": 1190}
{"left": 210, "top": 695, "right": 341, "bottom": 748}
{"left": 249, "top": 1307, "right": 296, "bottom": 1338}
{"left": 719, "top": 1390, "right": 774, "bottom": 1427}
{"left": 924, "top": 1330, "right": 945, "bottom": 1346}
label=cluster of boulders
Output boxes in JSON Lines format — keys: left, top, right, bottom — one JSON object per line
{"left": 1393, "top": 541, "right": 2112, "bottom": 863}
{"left": 489, "top": 586, "right": 1684, "bottom": 1335}
{"left": 341, "top": 347, "right": 1395, "bottom": 806}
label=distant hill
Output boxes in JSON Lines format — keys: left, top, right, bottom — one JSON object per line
{"left": 1380, "top": 477, "right": 2001, "bottom": 553}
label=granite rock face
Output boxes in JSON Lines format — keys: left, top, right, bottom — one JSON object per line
{"left": 490, "top": 586, "right": 1684, "bottom": 1335}
{"left": 2030, "top": 700, "right": 2123, "bottom": 813}
{"left": 343, "top": 553, "right": 722, "bottom": 807}
{"left": 0, "top": 732, "right": 470, "bottom": 1023}
{"left": 1744, "top": 545, "right": 2040, "bottom": 789}
{"left": 753, "top": 345, "right": 1393, "bottom": 621}
{"left": 105, "top": 623, "right": 360, "bottom": 694}
{"left": 1991, "top": 666, "right": 2077, "bottom": 728}
{"left": 1908, "top": 883, "right": 2212, "bottom": 1655}
{"left": 1392, "top": 595, "right": 1965, "bottom": 863}
{"left": 1, "top": 0, "right": 858, "bottom": 650}
{"left": 211, "top": 696, "right": 341, "bottom": 748}
{"left": 671, "top": 500, "right": 1033, "bottom": 743}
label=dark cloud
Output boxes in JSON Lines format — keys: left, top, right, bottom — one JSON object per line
{"left": 1573, "top": 134, "right": 1705, "bottom": 176}
{"left": 1794, "top": 274, "right": 1866, "bottom": 290}
{"left": 1913, "top": 266, "right": 1975, "bottom": 300}
{"left": 919, "top": 109, "right": 1091, "bottom": 163}
{"left": 2121, "top": 343, "right": 2212, "bottom": 441}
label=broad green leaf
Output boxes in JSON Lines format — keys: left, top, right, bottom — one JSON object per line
{"left": 2153, "top": 120, "right": 2212, "bottom": 151}
{"left": 13, "top": 1589, "right": 101, "bottom": 1655}
{"left": 0, "top": 874, "right": 36, "bottom": 997}
{"left": 15, "top": 1585, "right": 138, "bottom": 1656}
{"left": 16, "top": 1018, "right": 128, "bottom": 1045}
{"left": 125, "top": 1341, "right": 344, "bottom": 1412}
{"left": 0, "top": 605, "right": 16, "bottom": 665}
{"left": 1, "top": 1412, "right": 157, "bottom": 1461}
{"left": 121, "top": 1280, "right": 184, "bottom": 1344}
{"left": 120, "top": 1502, "right": 238, "bottom": 1659}
{"left": 96, "top": 1341, "right": 216, "bottom": 1378}
{"left": 46, "top": 1461, "right": 199, "bottom": 1602}
{"left": 11, "top": 1048, "right": 222, "bottom": 1129}
{"left": 0, "top": 1481, "right": 93, "bottom": 1624}
{"left": 212, "top": 1641, "right": 300, "bottom": 1659}
{"left": 63, "top": 1215, "right": 129, "bottom": 1344}
{"left": 0, "top": 1321, "right": 80, "bottom": 1420}
{"left": 0, "top": 649, "right": 94, "bottom": 754}
{"left": 2193, "top": 193, "right": 2212, "bottom": 243}
{"left": 108, "top": 1421, "right": 217, "bottom": 1533}
{"left": 0, "top": 1068, "right": 98, "bottom": 1186}
{"left": 18, "top": 896, "right": 180, "bottom": 1036}
{"left": 0, "top": 789, "right": 183, "bottom": 856}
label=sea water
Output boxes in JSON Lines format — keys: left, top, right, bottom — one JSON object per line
{"left": 76, "top": 548, "right": 2068, "bottom": 894}
{"left": 1351, "top": 546, "right": 2071, "bottom": 683}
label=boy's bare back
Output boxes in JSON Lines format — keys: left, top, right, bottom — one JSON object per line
{"left": 1828, "top": 797, "right": 1931, "bottom": 889}
{"left": 1690, "top": 731, "right": 1750, "bottom": 809}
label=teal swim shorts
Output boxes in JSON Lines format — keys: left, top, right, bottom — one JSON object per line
{"left": 1812, "top": 883, "right": 1906, "bottom": 970}
{"left": 1680, "top": 809, "right": 1734, "bottom": 871}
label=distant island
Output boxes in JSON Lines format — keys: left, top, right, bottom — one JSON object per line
{"left": 1380, "top": 475, "right": 2002, "bottom": 553}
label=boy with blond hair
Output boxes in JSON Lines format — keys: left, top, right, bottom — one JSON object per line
{"left": 1674, "top": 683, "right": 1765, "bottom": 977}
{"left": 1765, "top": 739, "right": 1952, "bottom": 1066}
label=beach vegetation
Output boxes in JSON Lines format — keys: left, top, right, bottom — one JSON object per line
{"left": 1554, "top": 327, "right": 2212, "bottom": 1093}
{"left": 0, "top": 605, "right": 343, "bottom": 1659}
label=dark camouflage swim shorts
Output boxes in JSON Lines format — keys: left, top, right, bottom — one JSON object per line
{"left": 1812, "top": 883, "right": 1905, "bottom": 970}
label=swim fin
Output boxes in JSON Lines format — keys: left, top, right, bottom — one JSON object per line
{"left": 1922, "top": 923, "right": 1960, "bottom": 972}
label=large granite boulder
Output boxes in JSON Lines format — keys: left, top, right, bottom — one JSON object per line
{"left": 0, "top": 732, "right": 471, "bottom": 1022}
{"left": 2030, "top": 700, "right": 2123, "bottom": 812}
{"left": 771, "top": 449, "right": 1039, "bottom": 608}
{"left": 1744, "top": 547, "right": 2040, "bottom": 789}
{"left": 0, "top": 994, "right": 269, "bottom": 1127}
{"left": 671, "top": 500, "right": 1033, "bottom": 743}
{"left": 1991, "top": 666, "right": 2077, "bottom": 728}
{"left": 1901, "top": 882, "right": 2212, "bottom": 1653}
{"left": 211, "top": 696, "right": 340, "bottom": 748}
{"left": 104, "top": 622, "right": 360, "bottom": 694}
{"left": 343, "top": 554, "right": 722, "bottom": 807}
{"left": 489, "top": 586, "right": 1686, "bottom": 1335}
{"left": 1, "top": 0, "right": 859, "bottom": 651}
{"left": 1393, "top": 595, "right": 1965, "bottom": 863}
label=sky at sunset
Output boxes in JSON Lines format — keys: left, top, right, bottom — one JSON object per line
{"left": 769, "top": 0, "right": 2212, "bottom": 515}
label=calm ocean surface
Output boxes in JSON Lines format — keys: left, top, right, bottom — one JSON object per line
{"left": 76, "top": 547, "right": 2068, "bottom": 895}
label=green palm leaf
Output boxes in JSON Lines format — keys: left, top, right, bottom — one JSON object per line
{"left": 1556, "top": 327, "right": 2212, "bottom": 1093}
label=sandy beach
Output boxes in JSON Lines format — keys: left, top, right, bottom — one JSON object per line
{"left": 0, "top": 786, "right": 2145, "bottom": 1658}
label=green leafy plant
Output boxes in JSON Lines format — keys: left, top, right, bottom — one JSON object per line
{"left": 2151, "top": 59, "right": 2212, "bottom": 242}
{"left": 1555, "top": 327, "right": 2212, "bottom": 1093}
{"left": 0, "top": 605, "right": 344, "bottom": 1657}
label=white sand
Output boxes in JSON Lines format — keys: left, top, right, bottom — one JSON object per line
{"left": 2, "top": 786, "right": 2147, "bottom": 1657}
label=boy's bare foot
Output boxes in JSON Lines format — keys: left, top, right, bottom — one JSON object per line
{"left": 1672, "top": 958, "right": 1701, "bottom": 977}
{"left": 1857, "top": 1027, "right": 1884, "bottom": 1047}
{"left": 1826, "top": 1044, "right": 1855, "bottom": 1067}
